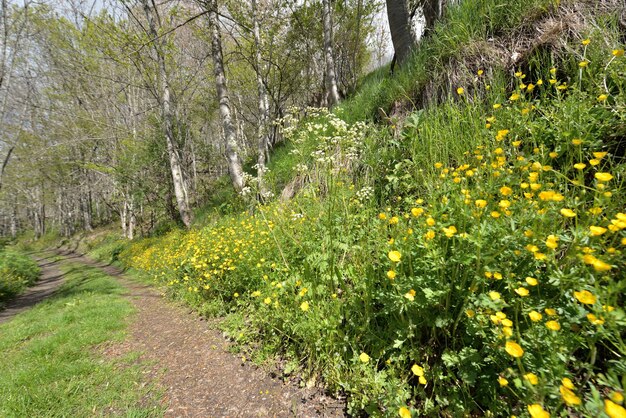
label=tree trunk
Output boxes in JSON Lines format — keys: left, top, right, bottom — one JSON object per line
{"left": 207, "top": 0, "right": 245, "bottom": 192}
{"left": 252, "top": 0, "right": 270, "bottom": 195}
{"left": 386, "top": 0, "right": 417, "bottom": 65}
{"left": 421, "top": 0, "right": 444, "bottom": 35}
{"left": 140, "top": 0, "right": 192, "bottom": 227}
{"left": 322, "top": 0, "right": 340, "bottom": 107}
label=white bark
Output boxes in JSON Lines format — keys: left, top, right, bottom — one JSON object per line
{"left": 252, "top": 0, "right": 270, "bottom": 193}
{"left": 140, "top": 0, "right": 192, "bottom": 227}
{"left": 322, "top": 0, "right": 340, "bottom": 107}
{"left": 208, "top": 0, "right": 245, "bottom": 192}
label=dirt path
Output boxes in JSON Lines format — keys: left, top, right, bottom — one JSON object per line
{"left": 62, "top": 253, "right": 345, "bottom": 418}
{"left": 0, "top": 252, "right": 73, "bottom": 324}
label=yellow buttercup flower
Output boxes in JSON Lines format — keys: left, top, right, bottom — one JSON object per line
{"left": 515, "top": 287, "right": 529, "bottom": 297}
{"left": 595, "top": 172, "right": 613, "bottom": 182}
{"left": 587, "top": 313, "right": 605, "bottom": 325}
{"left": 500, "top": 186, "right": 513, "bottom": 196}
{"left": 359, "top": 352, "right": 370, "bottom": 363}
{"left": 560, "top": 385, "right": 582, "bottom": 406}
{"left": 418, "top": 376, "right": 427, "bottom": 385}
{"left": 546, "top": 320, "right": 561, "bottom": 331}
{"left": 598, "top": 94, "right": 609, "bottom": 102}
{"left": 529, "top": 311, "right": 542, "bottom": 322}
{"left": 562, "top": 378, "right": 575, "bottom": 390}
{"left": 560, "top": 208, "right": 576, "bottom": 218}
{"left": 505, "top": 341, "right": 524, "bottom": 358}
{"left": 574, "top": 163, "right": 586, "bottom": 170}
{"left": 545, "top": 235, "right": 559, "bottom": 249}
{"left": 489, "top": 291, "right": 501, "bottom": 301}
{"left": 524, "top": 373, "right": 539, "bottom": 385}
{"left": 572, "top": 138, "right": 583, "bottom": 145}
{"left": 475, "top": 199, "right": 487, "bottom": 208}
{"left": 399, "top": 407, "right": 411, "bottom": 418}
{"left": 498, "top": 376, "right": 508, "bottom": 387}
{"left": 528, "top": 404, "right": 550, "bottom": 418}
{"left": 589, "top": 226, "right": 607, "bottom": 236}
{"left": 424, "top": 230, "right": 436, "bottom": 240}
{"left": 411, "top": 364, "right": 424, "bottom": 376}
{"left": 411, "top": 207, "right": 424, "bottom": 217}
{"left": 582, "top": 38, "right": 591, "bottom": 45}
{"left": 457, "top": 87, "right": 465, "bottom": 95}
{"left": 593, "top": 152, "right": 607, "bottom": 159}
{"left": 525, "top": 277, "right": 538, "bottom": 286}
{"left": 300, "top": 301, "right": 310, "bottom": 311}
{"left": 426, "top": 217, "right": 436, "bottom": 226}
{"left": 378, "top": 213, "right": 387, "bottom": 220}
{"left": 388, "top": 251, "right": 401, "bottom": 262}
{"left": 442, "top": 226, "right": 457, "bottom": 238}
{"left": 610, "top": 392, "right": 624, "bottom": 403}
{"left": 605, "top": 400, "right": 626, "bottom": 418}
{"left": 404, "top": 289, "right": 416, "bottom": 301}
{"left": 574, "top": 290, "right": 596, "bottom": 305}
{"left": 613, "top": 49, "right": 625, "bottom": 57}
{"left": 387, "top": 270, "right": 396, "bottom": 279}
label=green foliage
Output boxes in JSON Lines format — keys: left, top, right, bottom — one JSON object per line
{"left": 0, "top": 249, "right": 40, "bottom": 306}
{"left": 0, "top": 261, "right": 162, "bottom": 417}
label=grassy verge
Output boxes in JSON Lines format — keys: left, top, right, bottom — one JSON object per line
{"left": 0, "top": 260, "right": 162, "bottom": 417}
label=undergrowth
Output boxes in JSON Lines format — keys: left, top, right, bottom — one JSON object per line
{"left": 0, "top": 248, "right": 40, "bottom": 307}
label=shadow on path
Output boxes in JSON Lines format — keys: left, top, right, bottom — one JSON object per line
{"left": 0, "top": 253, "right": 65, "bottom": 324}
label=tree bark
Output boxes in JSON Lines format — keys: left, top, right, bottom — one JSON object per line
{"left": 207, "top": 0, "right": 245, "bottom": 192}
{"left": 322, "top": 0, "right": 340, "bottom": 107}
{"left": 421, "top": 0, "right": 444, "bottom": 35}
{"left": 252, "top": 0, "right": 270, "bottom": 194}
{"left": 140, "top": 0, "right": 192, "bottom": 227}
{"left": 386, "top": 0, "right": 416, "bottom": 65}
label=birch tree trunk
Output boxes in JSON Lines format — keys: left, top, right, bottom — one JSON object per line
{"left": 140, "top": 0, "right": 192, "bottom": 227}
{"left": 386, "top": 0, "right": 416, "bottom": 65}
{"left": 207, "top": 0, "right": 245, "bottom": 192}
{"left": 252, "top": 0, "right": 270, "bottom": 194}
{"left": 322, "top": 0, "right": 340, "bottom": 107}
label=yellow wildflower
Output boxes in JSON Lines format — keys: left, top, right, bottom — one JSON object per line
{"left": 411, "top": 364, "right": 424, "bottom": 376}
{"left": 595, "top": 172, "right": 613, "bottom": 182}
{"left": 605, "top": 400, "right": 626, "bottom": 418}
{"left": 300, "top": 301, "right": 310, "bottom": 311}
{"left": 515, "top": 287, "right": 529, "bottom": 297}
{"left": 546, "top": 320, "right": 561, "bottom": 331}
{"left": 560, "top": 208, "right": 576, "bottom": 218}
{"left": 524, "top": 373, "right": 539, "bottom": 385}
{"left": 613, "top": 49, "right": 625, "bottom": 57}
{"left": 560, "top": 385, "right": 582, "bottom": 406}
{"left": 574, "top": 290, "right": 596, "bottom": 305}
{"left": 489, "top": 291, "right": 501, "bottom": 301}
{"left": 574, "top": 163, "right": 586, "bottom": 170}
{"left": 457, "top": 87, "right": 465, "bottom": 95}
{"left": 359, "top": 353, "right": 370, "bottom": 363}
{"left": 505, "top": 341, "right": 524, "bottom": 358}
{"left": 545, "top": 235, "right": 559, "bottom": 249}
{"left": 388, "top": 251, "right": 401, "bottom": 262}
{"left": 525, "top": 277, "right": 538, "bottom": 286}
{"left": 589, "top": 226, "right": 607, "bottom": 236}
{"left": 387, "top": 270, "right": 396, "bottom": 280}
{"left": 528, "top": 404, "right": 550, "bottom": 418}
{"left": 598, "top": 94, "right": 608, "bottom": 102}
{"left": 399, "top": 407, "right": 411, "bottom": 418}
{"left": 404, "top": 289, "right": 416, "bottom": 301}
{"left": 529, "top": 311, "right": 542, "bottom": 322}
{"left": 498, "top": 376, "right": 508, "bottom": 387}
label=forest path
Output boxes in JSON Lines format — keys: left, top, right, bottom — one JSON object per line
{"left": 0, "top": 252, "right": 69, "bottom": 324}
{"left": 57, "top": 252, "right": 344, "bottom": 418}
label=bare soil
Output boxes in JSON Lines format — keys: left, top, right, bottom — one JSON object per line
{"left": 0, "top": 252, "right": 72, "bottom": 324}
{"left": 64, "top": 253, "right": 346, "bottom": 417}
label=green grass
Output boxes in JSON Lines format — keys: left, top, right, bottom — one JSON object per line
{"left": 0, "top": 260, "right": 163, "bottom": 417}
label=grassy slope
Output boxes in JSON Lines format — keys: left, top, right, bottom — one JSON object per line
{"left": 0, "top": 260, "right": 162, "bottom": 417}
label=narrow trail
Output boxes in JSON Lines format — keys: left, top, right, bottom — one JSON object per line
{"left": 56, "top": 252, "right": 345, "bottom": 417}
{"left": 0, "top": 252, "right": 72, "bottom": 324}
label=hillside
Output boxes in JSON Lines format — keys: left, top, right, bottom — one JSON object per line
{"left": 6, "top": 0, "right": 626, "bottom": 416}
